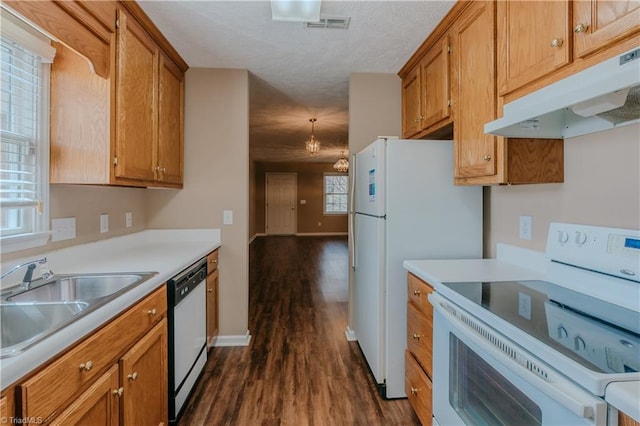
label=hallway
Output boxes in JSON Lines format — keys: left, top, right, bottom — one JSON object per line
{"left": 179, "top": 236, "right": 419, "bottom": 425}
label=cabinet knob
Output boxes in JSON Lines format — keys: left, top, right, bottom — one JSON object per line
{"left": 550, "top": 38, "right": 564, "bottom": 48}
{"left": 161, "top": 167, "right": 167, "bottom": 173}
{"left": 128, "top": 372, "right": 138, "bottom": 381}
{"left": 413, "top": 117, "right": 420, "bottom": 124}
{"left": 147, "top": 308, "right": 157, "bottom": 316}
{"left": 483, "top": 155, "right": 492, "bottom": 161}
{"left": 210, "top": 258, "right": 218, "bottom": 264}
{"left": 413, "top": 290, "right": 421, "bottom": 296}
{"left": 207, "top": 288, "right": 213, "bottom": 293}
{"left": 411, "top": 333, "right": 421, "bottom": 341}
{"left": 410, "top": 387, "right": 420, "bottom": 395}
{"left": 574, "top": 23, "right": 588, "bottom": 33}
{"left": 79, "top": 361, "right": 93, "bottom": 372}
{"left": 112, "top": 387, "right": 124, "bottom": 397}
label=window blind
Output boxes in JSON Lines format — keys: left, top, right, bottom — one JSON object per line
{"left": 0, "top": 37, "right": 42, "bottom": 236}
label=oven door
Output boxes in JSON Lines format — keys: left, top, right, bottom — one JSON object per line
{"left": 430, "top": 293, "right": 608, "bottom": 426}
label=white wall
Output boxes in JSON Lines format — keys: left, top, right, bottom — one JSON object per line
{"left": 145, "top": 68, "right": 250, "bottom": 338}
{"left": 487, "top": 123, "right": 640, "bottom": 257}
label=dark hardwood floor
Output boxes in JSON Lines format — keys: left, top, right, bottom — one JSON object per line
{"left": 178, "top": 236, "right": 420, "bottom": 425}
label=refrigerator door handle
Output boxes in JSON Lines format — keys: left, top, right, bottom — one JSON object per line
{"left": 350, "top": 153, "right": 357, "bottom": 270}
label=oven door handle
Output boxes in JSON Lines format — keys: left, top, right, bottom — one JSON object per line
{"left": 431, "top": 294, "right": 607, "bottom": 422}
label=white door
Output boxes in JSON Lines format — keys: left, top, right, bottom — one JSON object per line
{"left": 266, "top": 173, "right": 297, "bottom": 235}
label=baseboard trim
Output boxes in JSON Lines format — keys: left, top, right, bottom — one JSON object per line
{"left": 249, "top": 233, "right": 267, "bottom": 244}
{"left": 212, "top": 330, "right": 252, "bottom": 347}
{"left": 345, "top": 326, "right": 357, "bottom": 342}
{"left": 296, "top": 232, "right": 348, "bottom": 237}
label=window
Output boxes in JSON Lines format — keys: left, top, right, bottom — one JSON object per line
{"left": 0, "top": 12, "right": 54, "bottom": 252}
{"left": 324, "top": 173, "right": 348, "bottom": 214}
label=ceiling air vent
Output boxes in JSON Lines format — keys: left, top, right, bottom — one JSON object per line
{"left": 304, "top": 17, "right": 350, "bottom": 29}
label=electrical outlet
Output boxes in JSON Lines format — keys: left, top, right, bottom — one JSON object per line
{"left": 125, "top": 212, "right": 133, "bottom": 228}
{"left": 100, "top": 214, "right": 109, "bottom": 233}
{"left": 52, "top": 217, "right": 76, "bottom": 242}
{"left": 519, "top": 215, "right": 532, "bottom": 240}
{"left": 518, "top": 292, "right": 532, "bottom": 320}
{"left": 223, "top": 210, "right": 233, "bottom": 225}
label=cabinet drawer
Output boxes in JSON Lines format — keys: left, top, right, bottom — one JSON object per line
{"left": 405, "top": 350, "right": 432, "bottom": 426}
{"left": 207, "top": 249, "right": 219, "bottom": 273}
{"left": 19, "top": 285, "right": 167, "bottom": 421}
{"left": 407, "top": 273, "right": 433, "bottom": 319}
{"left": 407, "top": 302, "right": 433, "bottom": 378}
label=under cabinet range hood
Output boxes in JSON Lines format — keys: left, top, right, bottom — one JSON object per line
{"left": 485, "top": 47, "right": 640, "bottom": 139}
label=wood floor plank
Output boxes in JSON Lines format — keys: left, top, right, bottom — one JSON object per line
{"left": 178, "top": 236, "right": 420, "bottom": 425}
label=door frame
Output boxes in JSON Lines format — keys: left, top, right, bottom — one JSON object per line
{"left": 265, "top": 172, "right": 297, "bottom": 235}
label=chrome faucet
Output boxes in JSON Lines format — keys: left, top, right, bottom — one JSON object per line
{"left": 1, "top": 257, "right": 49, "bottom": 289}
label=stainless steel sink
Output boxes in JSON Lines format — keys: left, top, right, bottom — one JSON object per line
{"left": 6, "top": 274, "right": 152, "bottom": 303}
{"left": 1, "top": 302, "right": 89, "bottom": 353}
{"left": 0, "top": 271, "right": 157, "bottom": 358}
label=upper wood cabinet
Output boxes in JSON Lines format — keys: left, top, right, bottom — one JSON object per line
{"left": 115, "top": 8, "right": 159, "bottom": 183}
{"left": 573, "top": 0, "right": 640, "bottom": 58}
{"left": 11, "top": 0, "right": 187, "bottom": 188}
{"left": 452, "top": 1, "right": 497, "bottom": 180}
{"left": 497, "top": 0, "right": 640, "bottom": 100}
{"left": 400, "top": 35, "right": 452, "bottom": 139}
{"left": 497, "top": 1, "right": 571, "bottom": 96}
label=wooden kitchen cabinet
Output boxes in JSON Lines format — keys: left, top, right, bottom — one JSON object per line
{"left": 50, "top": 365, "right": 120, "bottom": 426}
{"left": 405, "top": 273, "right": 434, "bottom": 425}
{"left": 401, "top": 34, "right": 452, "bottom": 139}
{"left": 120, "top": 319, "right": 168, "bottom": 426}
{"left": 497, "top": 0, "right": 640, "bottom": 102}
{"left": 206, "top": 249, "right": 220, "bottom": 347}
{"left": 573, "top": 0, "right": 640, "bottom": 59}
{"left": 620, "top": 411, "right": 640, "bottom": 426}
{"left": 10, "top": 0, "right": 187, "bottom": 188}
{"left": 16, "top": 285, "right": 168, "bottom": 425}
{"left": 452, "top": 1, "right": 498, "bottom": 180}
{"left": 497, "top": 1, "right": 571, "bottom": 97}
{"left": 0, "top": 389, "right": 14, "bottom": 422}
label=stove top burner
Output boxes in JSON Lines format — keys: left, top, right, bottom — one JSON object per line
{"left": 442, "top": 280, "right": 640, "bottom": 375}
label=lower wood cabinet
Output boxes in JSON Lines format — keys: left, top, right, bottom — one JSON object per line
{"left": 620, "top": 411, "right": 640, "bottom": 426}
{"left": 206, "top": 249, "right": 220, "bottom": 347}
{"left": 405, "top": 273, "right": 434, "bottom": 425}
{"left": 14, "top": 285, "right": 168, "bottom": 425}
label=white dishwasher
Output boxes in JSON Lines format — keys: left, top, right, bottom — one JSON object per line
{"left": 167, "top": 258, "right": 208, "bottom": 424}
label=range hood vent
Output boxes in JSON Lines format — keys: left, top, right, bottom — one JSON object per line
{"left": 485, "top": 47, "right": 640, "bottom": 139}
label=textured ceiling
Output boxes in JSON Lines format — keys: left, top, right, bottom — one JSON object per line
{"left": 138, "top": 0, "right": 455, "bottom": 162}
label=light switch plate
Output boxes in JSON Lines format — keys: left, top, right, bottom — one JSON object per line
{"left": 519, "top": 215, "right": 532, "bottom": 240}
{"left": 52, "top": 217, "right": 76, "bottom": 242}
{"left": 100, "top": 214, "right": 109, "bottom": 233}
{"left": 125, "top": 212, "right": 133, "bottom": 228}
{"left": 223, "top": 210, "right": 233, "bottom": 225}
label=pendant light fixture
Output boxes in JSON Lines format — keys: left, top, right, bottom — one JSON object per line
{"left": 305, "top": 118, "right": 320, "bottom": 156}
{"left": 333, "top": 151, "right": 349, "bottom": 172}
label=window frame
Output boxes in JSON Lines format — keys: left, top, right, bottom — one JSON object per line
{"left": 323, "top": 172, "right": 348, "bottom": 215}
{"left": 0, "top": 11, "right": 53, "bottom": 253}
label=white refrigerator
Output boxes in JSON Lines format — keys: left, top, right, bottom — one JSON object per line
{"left": 350, "top": 138, "right": 482, "bottom": 398}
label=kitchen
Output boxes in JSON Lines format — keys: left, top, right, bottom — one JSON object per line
{"left": 1, "top": 0, "right": 639, "bottom": 425}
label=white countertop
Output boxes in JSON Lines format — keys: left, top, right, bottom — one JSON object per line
{"left": 0, "top": 228, "right": 221, "bottom": 389}
{"left": 403, "top": 258, "right": 546, "bottom": 287}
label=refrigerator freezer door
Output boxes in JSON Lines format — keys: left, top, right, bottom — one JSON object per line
{"left": 354, "top": 139, "right": 386, "bottom": 217}
{"left": 353, "top": 212, "right": 386, "bottom": 385}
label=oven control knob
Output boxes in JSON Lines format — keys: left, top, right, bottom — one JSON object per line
{"left": 575, "top": 231, "right": 588, "bottom": 246}
{"left": 557, "top": 326, "right": 568, "bottom": 339}
{"left": 574, "top": 336, "right": 586, "bottom": 351}
{"left": 557, "top": 230, "right": 569, "bottom": 244}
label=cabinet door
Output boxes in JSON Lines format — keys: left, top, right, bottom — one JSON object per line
{"left": 453, "top": 1, "right": 497, "bottom": 179}
{"left": 421, "top": 35, "right": 451, "bottom": 130}
{"left": 497, "top": 1, "right": 570, "bottom": 96}
{"left": 157, "top": 54, "right": 184, "bottom": 185}
{"left": 50, "top": 365, "right": 119, "bottom": 426}
{"left": 115, "top": 9, "right": 158, "bottom": 182}
{"left": 206, "top": 268, "right": 219, "bottom": 347}
{"left": 402, "top": 65, "right": 422, "bottom": 138}
{"left": 574, "top": 0, "right": 640, "bottom": 58}
{"left": 120, "top": 319, "right": 168, "bottom": 426}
